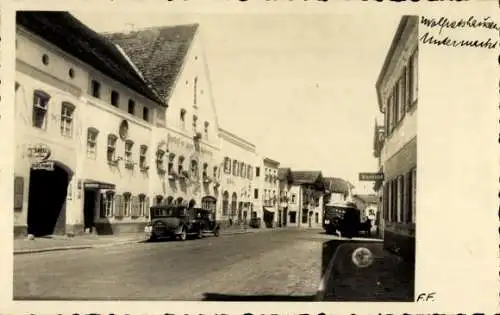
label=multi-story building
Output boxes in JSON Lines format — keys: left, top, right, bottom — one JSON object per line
{"left": 323, "top": 177, "right": 354, "bottom": 205}
{"left": 372, "top": 119, "right": 385, "bottom": 238}
{"left": 277, "top": 167, "right": 294, "bottom": 227}
{"left": 287, "top": 171, "right": 325, "bottom": 228}
{"left": 256, "top": 157, "right": 280, "bottom": 228}
{"left": 218, "top": 128, "right": 259, "bottom": 227}
{"left": 14, "top": 11, "right": 165, "bottom": 237}
{"left": 106, "top": 23, "right": 222, "bottom": 217}
{"left": 375, "top": 15, "right": 418, "bottom": 261}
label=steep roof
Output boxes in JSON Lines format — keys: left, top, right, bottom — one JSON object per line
{"left": 353, "top": 194, "right": 378, "bottom": 204}
{"left": 278, "top": 167, "right": 293, "bottom": 181}
{"left": 16, "top": 11, "right": 165, "bottom": 106}
{"left": 323, "top": 177, "right": 353, "bottom": 194}
{"left": 104, "top": 24, "right": 199, "bottom": 102}
{"left": 291, "top": 171, "right": 323, "bottom": 185}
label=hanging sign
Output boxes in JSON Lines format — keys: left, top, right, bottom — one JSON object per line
{"left": 32, "top": 161, "right": 54, "bottom": 171}
{"left": 359, "top": 172, "right": 384, "bottom": 181}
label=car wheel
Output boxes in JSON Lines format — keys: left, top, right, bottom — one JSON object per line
{"left": 179, "top": 228, "right": 187, "bottom": 241}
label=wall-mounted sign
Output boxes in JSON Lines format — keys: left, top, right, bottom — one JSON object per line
{"left": 359, "top": 172, "right": 384, "bottom": 181}
{"left": 32, "top": 161, "right": 54, "bottom": 171}
{"left": 27, "top": 143, "right": 51, "bottom": 162}
{"left": 119, "top": 120, "right": 129, "bottom": 141}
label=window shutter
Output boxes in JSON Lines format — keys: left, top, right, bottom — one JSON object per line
{"left": 14, "top": 176, "right": 24, "bottom": 211}
{"left": 115, "top": 194, "right": 123, "bottom": 216}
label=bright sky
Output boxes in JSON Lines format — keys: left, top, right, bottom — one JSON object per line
{"left": 73, "top": 12, "right": 399, "bottom": 194}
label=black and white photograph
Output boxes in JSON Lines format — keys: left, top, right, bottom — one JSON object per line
{"left": 11, "top": 10, "right": 419, "bottom": 302}
{"left": 1, "top": 1, "right": 495, "bottom": 310}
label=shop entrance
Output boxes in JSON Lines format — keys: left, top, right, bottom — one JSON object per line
{"left": 83, "top": 189, "right": 97, "bottom": 232}
{"left": 27, "top": 161, "right": 72, "bottom": 237}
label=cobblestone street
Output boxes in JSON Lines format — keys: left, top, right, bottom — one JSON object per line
{"left": 14, "top": 229, "right": 328, "bottom": 300}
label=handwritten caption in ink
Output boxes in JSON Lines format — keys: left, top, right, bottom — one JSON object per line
{"left": 419, "top": 16, "right": 500, "bottom": 50}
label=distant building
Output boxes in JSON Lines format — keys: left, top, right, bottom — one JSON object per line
{"left": 323, "top": 177, "right": 354, "bottom": 205}
{"left": 375, "top": 15, "right": 418, "bottom": 261}
{"left": 218, "top": 128, "right": 259, "bottom": 227}
{"left": 256, "top": 157, "right": 280, "bottom": 228}
{"left": 277, "top": 167, "right": 294, "bottom": 227}
{"left": 352, "top": 194, "right": 379, "bottom": 234}
{"left": 287, "top": 171, "right": 325, "bottom": 228}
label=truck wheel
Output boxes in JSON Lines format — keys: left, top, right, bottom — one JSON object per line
{"left": 178, "top": 228, "right": 187, "bottom": 241}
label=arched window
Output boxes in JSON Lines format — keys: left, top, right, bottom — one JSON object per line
{"left": 222, "top": 191, "right": 229, "bottom": 216}
{"left": 166, "top": 196, "right": 174, "bottom": 205}
{"left": 176, "top": 197, "right": 183, "bottom": 205}
{"left": 155, "top": 195, "right": 163, "bottom": 205}
{"left": 231, "top": 192, "right": 238, "bottom": 216}
{"left": 168, "top": 153, "right": 176, "bottom": 174}
{"left": 178, "top": 156, "right": 185, "bottom": 174}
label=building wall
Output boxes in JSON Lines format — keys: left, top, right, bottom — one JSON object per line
{"left": 219, "top": 129, "right": 258, "bottom": 225}
{"left": 260, "top": 159, "right": 280, "bottom": 227}
{"left": 286, "top": 184, "right": 302, "bottom": 227}
{"left": 14, "top": 26, "right": 163, "bottom": 236}
{"left": 150, "top": 31, "right": 222, "bottom": 214}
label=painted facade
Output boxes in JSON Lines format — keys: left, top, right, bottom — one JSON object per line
{"left": 14, "top": 14, "right": 165, "bottom": 237}
{"left": 218, "top": 128, "right": 259, "bottom": 227}
{"left": 376, "top": 15, "right": 418, "bottom": 261}
{"left": 259, "top": 157, "right": 280, "bottom": 228}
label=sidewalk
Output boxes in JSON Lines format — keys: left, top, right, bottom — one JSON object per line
{"left": 14, "top": 226, "right": 283, "bottom": 255}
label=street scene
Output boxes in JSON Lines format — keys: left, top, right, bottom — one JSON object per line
{"left": 12, "top": 11, "right": 417, "bottom": 301}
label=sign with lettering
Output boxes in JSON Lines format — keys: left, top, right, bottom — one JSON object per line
{"left": 32, "top": 161, "right": 54, "bottom": 171}
{"left": 359, "top": 172, "right": 384, "bottom": 181}
{"left": 27, "top": 143, "right": 51, "bottom": 162}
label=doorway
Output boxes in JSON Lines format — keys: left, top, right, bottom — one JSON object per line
{"left": 27, "top": 162, "right": 71, "bottom": 237}
{"left": 83, "top": 189, "right": 97, "bottom": 232}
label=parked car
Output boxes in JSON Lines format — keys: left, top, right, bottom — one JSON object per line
{"left": 144, "top": 205, "right": 221, "bottom": 241}
{"left": 323, "top": 202, "right": 361, "bottom": 238}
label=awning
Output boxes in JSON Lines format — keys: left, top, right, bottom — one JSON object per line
{"left": 83, "top": 179, "right": 116, "bottom": 190}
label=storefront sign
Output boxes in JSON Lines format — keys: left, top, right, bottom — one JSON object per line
{"left": 359, "top": 172, "right": 384, "bottom": 181}
{"left": 32, "top": 161, "right": 54, "bottom": 171}
{"left": 27, "top": 143, "right": 51, "bottom": 162}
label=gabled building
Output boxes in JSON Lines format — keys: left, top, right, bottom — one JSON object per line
{"left": 255, "top": 157, "right": 280, "bottom": 228}
{"left": 14, "top": 11, "right": 166, "bottom": 237}
{"left": 287, "top": 171, "right": 325, "bottom": 228}
{"left": 277, "top": 167, "right": 294, "bottom": 227}
{"left": 375, "top": 15, "right": 418, "bottom": 261}
{"left": 323, "top": 177, "right": 354, "bottom": 206}
{"left": 106, "top": 23, "right": 222, "bottom": 217}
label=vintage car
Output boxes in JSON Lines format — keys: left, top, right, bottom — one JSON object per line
{"left": 144, "top": 205, "right": 221, "bottom": 241}
{"left": 323, "top": 202, "right": 361, "bottom": 238}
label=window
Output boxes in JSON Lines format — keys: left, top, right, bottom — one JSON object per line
{"left": 128, "top": 99, "right": 135, "bottom": 115}
{"left": 224, "top": 157, "right": 231, "bottom": 173}
{"left": 42, "top": 54, "right": 49, "bottom": 65}
{"left": 193, "top": 76, "right": 198, "bottom": 107}
{"left": 180, "top": 109, "right": 186, "bottom": 129}
{"left": 399, "top": 74, "right": 406, "bottom": 120}
{"left": 111, "top": 90, "right": 119, "bottom": 107}
{"left": 155, "top": 195, "right": 164, "bottom": 206}
{"left": 191, "top": 160, "right": 198, "bottom": 178}
{"left": 222, "top": 191, "right": 229, "bottom": 216}
{"left": 91, "top": 80, "right": 101, "bottom": 98}
{"left": 107, "top": 134, "right": 118, "bottom": 163}
{"left": 124, "top": 140, "right": 134, "bottom": 167}
{"left": 315, "top": 212, "right": 319, "bottom": 224}
{"left": 204, "top": 121, "right": 209, "bottom": 139}
{"left": 232, "top": 160, "right": 238, "bottom": 176}
{"left": 101, "top": 191, "right": 115, "bottom": 218}
{"left": 69, "top": 68, "right": 75, "bottom": 79}
{"left": 193, "top": 115, "right": 198, "bottom": 132}
{"left": 32, "top": 90, "right": 50, "bottom": 129}
{"left": 231, "top": 193, "right": 237, "bottom": 216}
{"left": 202, "top": 163, "right": 208, "bottom": 178}
{"left": 254, "top": 189, "right": 259, "bottom": 199}
{"left": 86, "top": 127, "right": 99, "bottom": 159}
{"left": 213, "top": 166, "right": 218, "bottom": 180}
{"left": 123, "top": 192, "right": 131, "bottom": 216}
{"left": 156, "top": 149, "right": 166, "bottom": 170}
{"left": 139, "top": 145, "right": 148, "bottom": 169}
{"left": 409, "top": 50, "right": 418, "bottom": 104}
{"left": 291, "top": 194, "right": 296, "bottom": 203}
{"left": 168, "top": 153, "right": 175, "bottom": 174}
{"left": 255, "top": 167, "right": 260, "bottom": 177}
{"left": 386, "top": 95, "right": 392, "bottom": 136}
{"left": 247, "top": 165, "right": 252, "bottom": 179}
{"left": 290, "top": 212, "right": 297, "bottom": 224}
{"left": 241, "top": 163, "right": 246, "bottom": 178}
{"left": 178, "top": 156, "right": 184, "bottom": 174}
{"left": 60, "top": 102, "right": 74, "bottom": 137}
{"left": 397, "top": 176, "right": 404, "bottom": 222}
{"left": 143, "top": 107, "right": 149, "bottom": 122}
{"left": 301, "top": 209, "right": 308, "bottom": 224}
{"left": 392, "top": 84, "right": 399, "bottom": 129}
{"left": 139, "top": 194, "right": 148, "bottom": 217}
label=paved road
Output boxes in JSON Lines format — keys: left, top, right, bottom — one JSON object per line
{"left": 14, "top": 229, "right": 333, "bottom": 301}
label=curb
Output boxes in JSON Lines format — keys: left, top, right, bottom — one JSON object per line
{"left": 14, "top": 245, "right": 94, "bottom": 255}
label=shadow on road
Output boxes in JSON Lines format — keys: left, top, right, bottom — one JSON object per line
{"left": 202, "top": 293, "right": 316, "bottom": 301}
